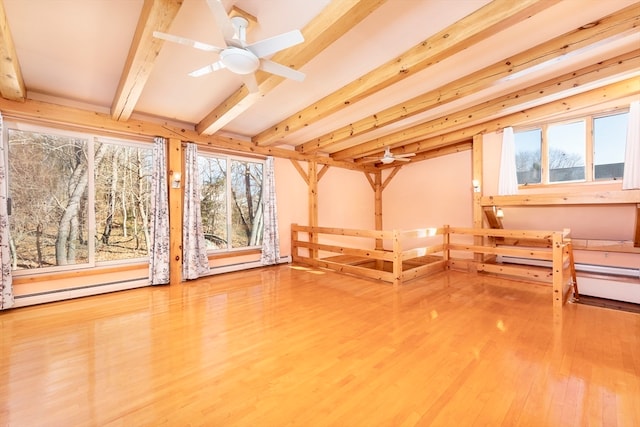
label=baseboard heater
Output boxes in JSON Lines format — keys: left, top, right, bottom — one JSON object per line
{"left": 498, "top": 256, "right": 640, "bottom": 304}
{"left": 14, "top": 256, "right": 292, "bottom": 308}
{"left": 203, "top": 255, "right": 292, "bottom": 276}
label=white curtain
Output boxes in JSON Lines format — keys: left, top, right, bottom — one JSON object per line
{"left": 0, "top": 113, "right": 14, "bottom": 309}
{"left": 183, "top": 143, "right": 210, "bottom": 279}
{"left": 622, "top": 100, "right": 640, "bottom": 190}
{"left": 149, "top": 137, "right": 170, "bottom": 285}
{"left": 261, "top": 156, "right": 280, "bottom": 265}
{"left": 498, "top": 127, "right": 519, "bottom": 195}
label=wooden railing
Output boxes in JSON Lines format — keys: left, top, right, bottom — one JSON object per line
{"left": 291, "top": 224, "right": 577, "bottom": 311}
{"left": 291, "top": 224, "right": 447, "bottom": 287}
{"left": 446, "top": 227, "right": 576, "bottom": 311}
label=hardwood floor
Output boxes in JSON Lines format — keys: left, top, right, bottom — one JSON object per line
{"left": 1, "top": 265, "right": 639, "bottom": 426}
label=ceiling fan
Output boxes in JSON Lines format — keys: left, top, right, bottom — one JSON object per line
{"left": 363, "top": 147, "right": 416, "bottom": 164}
{"left": 153, "top": 0, "right": 305, "bottom": 93}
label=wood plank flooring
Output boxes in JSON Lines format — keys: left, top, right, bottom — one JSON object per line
{"left": 1, "top": 265, "right": 639, "bottom": 426}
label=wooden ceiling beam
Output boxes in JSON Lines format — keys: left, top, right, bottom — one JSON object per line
{"left": 371, "top": 141, "right": 472, "bottom": 169}
{"left": 195, "top": 0, "right": 388, "bottom": 135}
{"left": 390, "top": 78, "right": 640, "bottom": 160}
{"left": 252, "top": 0, "right": 561, "bottom": 146}
{"left": 334, "top": 52, "right": 640, "bottom": 160}
{"left": 110, "top": 0, "right": 183, "bottom": 121}
{"left": 0, "top": 0, "right": 26, "bottom": 101}
{"left": 297, "top": 3, "right": 640, "bottom": 155}
{"left": 0, "top": 95, "right": 377, "bottom": 173}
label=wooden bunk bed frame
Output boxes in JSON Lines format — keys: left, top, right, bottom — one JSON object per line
{"left": 291, "top": 224, "right": 578, "bottom": 312}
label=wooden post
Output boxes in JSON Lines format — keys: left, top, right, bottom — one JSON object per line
{"left": 472, "top": 134, "right": 483, "bottom": 262}
{"left": 392, "top": 229, "right": 402, "bottom": 287}
{"left": 551, "top": 232, "right": 563, "bottom": 316}
{"left": 308, "top": 161, "right": 318, "bottom": 259}
{"left": 374, "top": 171, "right": 384, "bottom": 270}
{"left": 168, "top": 138, "right": 183, "bottom": 285}
{"left": 291, "top": 223, "right": 298, "bottom": 262}
{"left": 443, "top": 225, "right": 450, "bottom": 268}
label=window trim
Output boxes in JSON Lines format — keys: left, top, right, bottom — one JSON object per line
{"left": 4, "top": 121, "right": 153, "bottom": 276}
{"left": 514, "top": 108, "right": 629, "bottom": 188}
{"left": 197, "top": 150, "right": 265, "bottom": 253}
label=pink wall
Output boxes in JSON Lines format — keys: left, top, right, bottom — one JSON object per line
{"left": 318, "top": 167, "right": 375, "bottom": 229}
{"left": 274, "top": 157, "right": 309, "bottom": 256}
{"left": 383, "top": 151, "right": 473, "bottom": 230}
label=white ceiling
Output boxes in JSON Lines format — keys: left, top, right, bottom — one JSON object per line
{"left": 2, "top": 0, "right": 639, "bottom": 164}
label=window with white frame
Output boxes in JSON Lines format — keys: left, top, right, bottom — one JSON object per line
{"left": 514, "top": 110, "right": 628, "bottom": 185}
{"left": 4, "top": 122, "right": 153, "bottom": 272}
{"left": 198, "top": 153, "right": 264, "bottom": 251}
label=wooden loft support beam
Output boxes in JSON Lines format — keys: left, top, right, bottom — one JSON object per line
{"left": 0, "top": 0, "right": 26, "bottom": 101}
{"left": 297, "top": 2, "right": 640, "bottom": 155}
{"left": 255, "top": 0, "right": 560, "bottom": 146}
{"left": 111, "top": 0, "right": 183, "bottom": 121}
{"left": 197, "top": 0, "right": 388, "bottom": 135}
{"left": 483, "top": 207, "right": 504, "bottom": 229}
{"left": 0, "top": 96, "right": 377, "bottom": 173}
{"left": 482, "top": 190, "right": 640, "bottom": 206}
{"left": 334, "top": 56, "right": 640, "bottom": 161}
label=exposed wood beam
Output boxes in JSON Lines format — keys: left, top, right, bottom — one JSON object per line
{"left": 196, "top": 0, "right": 388, "bottom": 135}
{"left": 297, "top": 3, "right": 640, "bottom": 154}
{"left": 375, "top": 95, "right": 636, "bottom": 165}
{"left": 381, "top": 166, "right": 401, "bottom": 191}
{"left": 111, "top": 0, "right": 183, "bottom": 121}
{"left": 168, "top": 137, "right": 183, "bottom": 285}
{"left": 334, "top": 53, "right": 640, "bottom": 160}
{"left": 0, "top": 0, "right": 26, "bottom": 101}
{"left": 317, "top": 164, "right": 330, "bottom": 181}
{"left": 290, "top": 159, "right": 309, "bottom": 185}
{"left": 482, "top": 190, "right": 640, "bottom": 206}
{"left": 252, "top": 0, "right": 561, "bottom": 146}
{"left": 0, "top": 96, "right": 377, "bottom": 172}
{"left": 371, "top": 141, "right": 473, "bottom": 169}
{"left": 472, "top": 134, "right": 483, "bottom": 262}
{"left": 308, "top": 161, "right": 319, "bottom": 259}
{"left": 364, "top": 172, "right": 375, "bottom": 191}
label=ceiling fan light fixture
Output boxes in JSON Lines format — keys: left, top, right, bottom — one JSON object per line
{"left": 220, "top": 48, "right": 259, "bottom": 75}
{"left": 380, "top": 157, "right": 395, "bottom": 164}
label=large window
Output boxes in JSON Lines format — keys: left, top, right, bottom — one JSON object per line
{"left": 198, "top": 154, "right": 264, "bottom": 251}
{"left": 514, "top": 110, "right": 628, "bottom": 185}
{"left": 5, "top": 123, "right": 153, "bottom": 272}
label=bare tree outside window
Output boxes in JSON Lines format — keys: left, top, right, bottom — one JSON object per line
{"left": 7, "top": 127, "right": 153, "bottom": 271}
{"left": 548, "top": 121, "right": 585, "bottom": 182}
{"left": 8, "top": 129, "right": 93, "bottom": 269}
{"left": 199, "top": 157, "right": 228, "bottom": 249}
{"left": 94, "top": 143, "right": 153, "bottom": 262}
{"left": 515, "top": 128, "right": 542, "bottom": 184}
{"left": 198, "top": 155, "right": 264, "bottom": 251}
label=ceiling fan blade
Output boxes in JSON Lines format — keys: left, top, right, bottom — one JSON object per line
{"left": 247, "top": 30, "right": 304, "bottom": 58}
{"left": 394, "top": 157, "right": 412, "bottom": 162}
{"left": 188, "top": 61, "right": 225, "bottom": 77}
{"left": 206, "top": 0, "right": 236, "bottom": 42}
{"left": 153, "top": 31, "right": 223, "bottom": 53}
{"left": 259, "top": 59, "right": 305, "bottom": 82}
{"left": 396, "top": 153, "right": 416, "bottom": 158}
{"left": 242, "top": 74, "right": 259, "bottom": 93}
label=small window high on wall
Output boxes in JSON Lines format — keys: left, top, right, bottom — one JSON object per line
{"left": 198, "top": 153, "right": 264, "bottom": 251}
{"left": 4, "top": 122, "right": 153, "bottom": 273}
{"left": 514, "top": 110, "right": 628, "bottom": 186}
